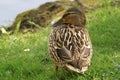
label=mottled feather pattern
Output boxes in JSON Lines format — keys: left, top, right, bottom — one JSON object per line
{"left": 49, "top": 24, "right": 92, "bottom": 71}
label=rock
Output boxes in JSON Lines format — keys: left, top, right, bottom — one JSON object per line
{"left": 7, "top": 1, "right": 75, "bottom": 33}
{"left": 8, "top": 0, "right": 97, "bottom": 33}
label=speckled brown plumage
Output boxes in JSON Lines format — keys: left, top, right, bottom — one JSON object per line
{"left": 48, "top": 8, "right": 93, "bottom": 73}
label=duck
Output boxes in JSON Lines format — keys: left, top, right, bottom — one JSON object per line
{"left": 48, "top": 7, "right": 93, "bottom": 74}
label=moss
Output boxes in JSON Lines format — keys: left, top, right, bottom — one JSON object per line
{"left": 8, "top": 1, "right": 71, "bottom": 33}
{"left": 8, "top": 10, "right": 31, "bottom": 31}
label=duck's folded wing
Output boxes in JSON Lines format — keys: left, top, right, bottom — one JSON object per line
{"left": 48, "top": 27, "right": 73, "bottom": 64}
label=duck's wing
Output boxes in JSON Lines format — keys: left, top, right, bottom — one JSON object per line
{"left": 48, "top": 26, "right": 73, "bottom": 65}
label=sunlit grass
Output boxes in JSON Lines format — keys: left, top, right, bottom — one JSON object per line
{"left": 0, "top": 5, "right": 120, "bottom": 80}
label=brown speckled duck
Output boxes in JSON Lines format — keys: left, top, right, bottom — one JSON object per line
{"left": 48, "top": 8, "right": 93, "bottom": 74}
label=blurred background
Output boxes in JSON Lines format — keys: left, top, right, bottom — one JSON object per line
{"left": 0, "top": 0, "right": 119, "bottom": 33}
{"left": 0, "top": 0, "right": 55, "bottom": 26}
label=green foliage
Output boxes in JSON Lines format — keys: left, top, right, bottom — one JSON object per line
{"left": 14, "top": 20, "right": 21, "bottom": 34}
{"left": 99, "top": 0, "right": 120, "bottom": 7}
{"left": 0, "top": 4, "right": 120, "bottom": 80}
{"left": 28, "top": 21, "right": 40, "bottom": 28}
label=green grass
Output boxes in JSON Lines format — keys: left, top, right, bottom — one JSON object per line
{"left": 0, "top": 6, "right": 120, "bottom": 80}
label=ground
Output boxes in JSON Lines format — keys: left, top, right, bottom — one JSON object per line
{"left": 0, "top": 2, "right": 120, "bottom": 80}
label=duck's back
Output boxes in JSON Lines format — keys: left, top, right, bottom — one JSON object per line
{"left": 48, "top": 24, "right": 92, "bottom": 73}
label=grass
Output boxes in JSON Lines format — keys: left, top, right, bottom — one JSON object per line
{"left": 0, "top": 5, "right": 120, "bottom": 80}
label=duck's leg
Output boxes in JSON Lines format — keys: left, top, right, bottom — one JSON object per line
{"left": 55, "top": 63, "right": 58, "bottom": 73}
